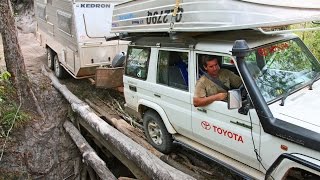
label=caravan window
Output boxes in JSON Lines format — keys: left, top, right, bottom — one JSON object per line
{"left": 36, "top": 4, "right": 46, "bottom": 21}
{"left": 125, "top": 47, "right": 150, "bottom": 80}
{"left": 157, "top": 51, "right": 189, "bottom": 91}
{"left": 57, "top": 10, "right": 72, "bottom": 35}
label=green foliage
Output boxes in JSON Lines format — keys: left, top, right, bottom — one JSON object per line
{"left": 0, "top": 71, "right": 10, "bottom": 103}
{"left": 0, "top": 71, "right": 11, "bottom": 81}
{"left": 0, "top": 71, "right": 30, "bottom": 137}
{"left": 0, "top": 104, "right": 29, "bottom": 130}
{"left": 293, "top": 22, "right": 320, "bottom": 61}
{"left": 0, "top": 71, "right": 11, "bottom": 102}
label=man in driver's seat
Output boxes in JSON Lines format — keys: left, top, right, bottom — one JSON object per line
{"left": 193, "top": 56, "right": 242, "bottom": 107}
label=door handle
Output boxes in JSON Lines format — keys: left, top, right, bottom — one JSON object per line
{"left": 197, "top": 108, "right": 207, "bottom": 113}
{"left": 154, "top": 94, "right": 161, "bottom": 98}
{"left": 129, "top": 85, "right": 137, "bottom": 92}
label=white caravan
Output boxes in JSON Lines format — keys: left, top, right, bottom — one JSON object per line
{"left": 35, "top": 0, "right": 128, "bottom": 86}
{"left": 112, "top": 0, "right": 320, "bottom": 179}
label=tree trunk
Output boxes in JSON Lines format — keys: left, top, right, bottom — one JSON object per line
{"left": 0, "top": 1, "right": 43, "bottom": 116}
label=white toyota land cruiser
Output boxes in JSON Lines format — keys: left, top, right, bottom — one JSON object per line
{"left": 123, "top": 30, "right": 320, "bottom": 179}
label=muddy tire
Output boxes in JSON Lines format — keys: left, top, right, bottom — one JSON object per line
{"left": 54, "top": 55, "right": 67, "bottom": 79}
{"left": 143, "top": 110, "right": 173, "bottom": 154}
{"left": 46, "top": 47, "right": 54, "bottom": 70}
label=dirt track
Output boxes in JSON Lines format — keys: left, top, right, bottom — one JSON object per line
{"left": 0, "top": 33, "right": 46, "bottom": 72}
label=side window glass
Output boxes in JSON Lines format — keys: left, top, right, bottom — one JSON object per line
{"left": 125, "top": 46, "right": 150, "bottom": 80}
{"left": 157, "top": 50, "right": 189, "bottom": 91}
{"left": 57, "top": 10, "right": 72, "bottom": 35}
{"left": 222, "top": 56, "right": 235, "bottom": 65}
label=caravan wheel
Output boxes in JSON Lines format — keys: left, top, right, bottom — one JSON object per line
{"left": 53, "top": 55, "right": 67, "bottom": 79}
{"left": 46, "top": 48, "right": 54, "bottom": 70}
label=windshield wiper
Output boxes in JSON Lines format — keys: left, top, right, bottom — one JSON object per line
{"left": 309, "top": 71, "right": 320, "bottom": 90}
{"left": 280, "top": 82, "right": 303, "bottom": 106}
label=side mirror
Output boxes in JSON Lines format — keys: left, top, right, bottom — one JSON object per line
{"left": 228, "top": 89, "right": 242, "bottom": 109}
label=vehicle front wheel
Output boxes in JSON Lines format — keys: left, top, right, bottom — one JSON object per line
{"left": 143, "top": 110, "right": 173, "bottom": 154}
{"left": 46, "top": 47, "right": 54, "bottom": 70}
{"left": 54, "top": 55, "right": 67, "bottom": 79}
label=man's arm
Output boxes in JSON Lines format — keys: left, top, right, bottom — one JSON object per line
{"left": 193, "top": 93, "right": 227, "bottom": 107}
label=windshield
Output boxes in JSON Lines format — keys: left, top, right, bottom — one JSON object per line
{"left": 245, "top": 38, "right": 320, "bottom": 103}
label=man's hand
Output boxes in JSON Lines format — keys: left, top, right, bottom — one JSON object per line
{"left": 215, "top": 93, "right": 227, "bottom": 101}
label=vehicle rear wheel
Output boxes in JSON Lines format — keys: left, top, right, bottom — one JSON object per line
{"left": 46, "top": 47, "right": 54, "bottom": 70}
{"left": 143, "top": 110, "right": 173, "bottom": 154}
{"left": 54, "top": 55, "right": 67, "bottom": 79}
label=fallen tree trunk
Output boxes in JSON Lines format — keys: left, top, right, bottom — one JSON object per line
{"left": 85, "top": 99, "right": 162, "bottom": 157}
{"left": 42, "top": 66, "right": 195, "bottom": 180}
{"left": 63, "top": 120, "right": 117, "bottom": 180}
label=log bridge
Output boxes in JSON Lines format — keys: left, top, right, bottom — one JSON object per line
{"left": 42, "top": 66, "right": 196, "bottom": 180}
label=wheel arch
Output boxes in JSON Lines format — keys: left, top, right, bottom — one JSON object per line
{"left": 138, "top": 99, "right": 177, "bottom": 134}
{"left": 267, "top": 153, "right": 320, "bottom": 179}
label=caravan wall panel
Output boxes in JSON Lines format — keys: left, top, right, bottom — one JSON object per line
{"left": 35, "top": 0, "right": 79, "bottom": 76}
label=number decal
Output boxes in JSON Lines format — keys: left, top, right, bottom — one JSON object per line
{"left": 146, "top": 8, "right": 184, "bottom": 25}
{"left": 146, "top": 11, "right": 152, "bottom": 24}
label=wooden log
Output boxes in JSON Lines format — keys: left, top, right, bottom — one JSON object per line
{"left": 74, "top": 157, "right": 81, "bottom": 180}
{"left": 85, "top": 99, "right": 162, "bottom": 157}
{"left": 88, "top": 78, "right": 95, "bottom": 85}
{"left": 86, "top": 99, "right": 209, "bottom": 180}
{"left": 80, "top": 165, "right": 88, "bottom": 180}
{"left": 78, "top": 119, "right": 149, "bottom": 179}
{"left": 63, "top": 120, "right": 117, "bottom": 180}
{"left": 118, "top": 177, "right": 137, "bottom": 180}
{"left": 87, "top": 165, "right": 98, "bottom": 180}
{"left": 42, "top": 66, "right": 195, "bottom": 180}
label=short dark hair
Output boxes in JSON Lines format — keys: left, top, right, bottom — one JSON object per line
{"left": 202, "top": 55, "right": 219, "bottom": 67}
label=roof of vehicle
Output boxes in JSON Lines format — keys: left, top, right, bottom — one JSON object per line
{"left": 129, "top": 30, "right": 298, "bottom": 54}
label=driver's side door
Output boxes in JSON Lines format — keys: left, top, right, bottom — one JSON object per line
{"left": 191, "top": 53, "right": 261, "bottom": 170}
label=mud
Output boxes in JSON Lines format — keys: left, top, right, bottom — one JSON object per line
{"left": 0, "top": 32, "right": 81, "bottom": 179}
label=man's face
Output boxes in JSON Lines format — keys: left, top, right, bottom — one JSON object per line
{"left": 204, "top": 59, "right": 220, "bottom": 77}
